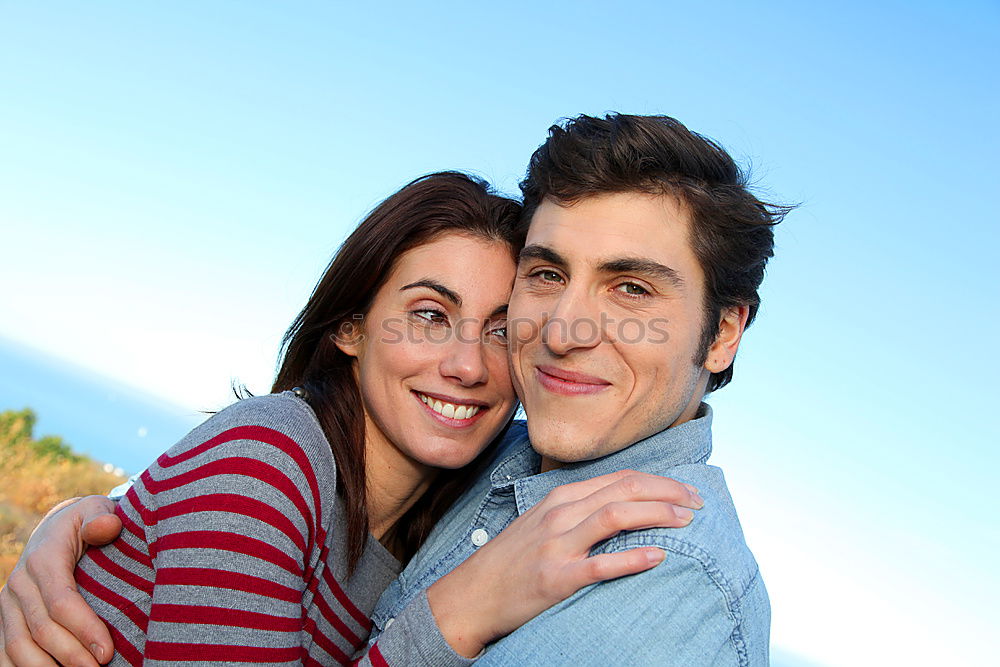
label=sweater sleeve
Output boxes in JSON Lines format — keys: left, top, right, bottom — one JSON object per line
{"left": 351, "top": 590, "right": 475, "bottom": 667}
{"left": 77, "top": 412, "right": 328, "bottom": 665}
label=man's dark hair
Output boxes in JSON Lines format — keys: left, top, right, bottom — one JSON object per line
{"left": 519, "top": 113, "right": 792, "bottom": 392}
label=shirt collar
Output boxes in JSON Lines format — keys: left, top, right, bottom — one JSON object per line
{"left": 488, "top": 403, "right": 714, "bottom": 515}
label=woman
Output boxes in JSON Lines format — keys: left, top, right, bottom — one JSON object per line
{"left": 0, "top": 172, "right": 701, "bottom": 666}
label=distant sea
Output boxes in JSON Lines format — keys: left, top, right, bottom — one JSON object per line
{"left": 0, "top": 337, "right": 205, "bottom": 475}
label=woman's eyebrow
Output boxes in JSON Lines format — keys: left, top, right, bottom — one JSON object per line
{"left": 401, "top": 279, "right": 461, "bottom": 306}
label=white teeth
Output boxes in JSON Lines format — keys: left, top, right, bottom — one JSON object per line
{"left": 417, "top": 393, "right": 481, "bottom": 420}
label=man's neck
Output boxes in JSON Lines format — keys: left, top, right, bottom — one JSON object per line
{"left": 536, "top": 401, "right": 706, "bottom": 474}
{"left": 539, "top": 456, "right": 562, "bottom": 473}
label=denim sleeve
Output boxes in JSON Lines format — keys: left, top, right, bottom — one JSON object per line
{"left": 474, "top": 549, "right": 769, "bottom": 666}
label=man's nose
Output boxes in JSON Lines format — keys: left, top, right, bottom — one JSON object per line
{"left": 541, "top": 288, "right": 604, "bottom": 356}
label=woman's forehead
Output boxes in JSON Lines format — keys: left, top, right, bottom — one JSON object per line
{"left": 382, "top": 235, "right": 516, "bottom": 310}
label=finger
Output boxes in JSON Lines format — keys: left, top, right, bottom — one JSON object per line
{"left": 80, "top": 513, "right": 122, "bottom": 547}
{"left": 0, "top": 626, "right": 13, "bottom": 667}
{"left": 533, "top": 469, "right": 647, "bottom": 508}
{"left": 0, "top": 586, "right": 60, "bottom": 667}
{"left": 0, "top": 623, "right": 18, "bottom": 667}
{"left": 0, "top": 598, "right": 12, "bottom": 667}
{"left": 539, "top": 471, "right": 703, "bottom": 517}
{"left": 591, "top": 470, "right": 701, "bottom": 500}
{"left": 8, "top": 573, "right": 101, "bottom": 667}
{"left": 536, "top": 474, "right": 702, "bottom": 535}
{"left": 10, "top": 494, "right": 116, "bottom": 664}
{"left": 23, "top": 560, "right": 111, "bottom": 665}
{"left": 76, "top": 497, "right": 119, "bottom": 548}
{"left": 41, "top": 498, "right": 83, "bottom": 522}
{"left": 566, "top": 500, "right": 694, "bottom": 553}
{"left": 577, "top": 473, "right": 704, "bottom": 517}
{"left": 35, "top": 589, "right": 107, "bottom": 666}
{"left": 570, "top": 547, "right": 667, "bottom": 589}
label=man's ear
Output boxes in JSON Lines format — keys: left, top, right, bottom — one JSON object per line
{"left": 332, "top": 316, "right": 366, "bottom": 358}
{"left": 704, "top": 305, "right": 750, "bottom": 374}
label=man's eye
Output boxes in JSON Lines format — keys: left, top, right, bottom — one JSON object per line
{"left": 532, "top": 270, "right": 563, "bottom": 283}
{"left": 413, "top": 309, "right": 448, "bottom": 324}
{"left": 616, "top": 282, "right": 649, "bottom": 297}
{"left": 489, "top": 326, "right": 508, "bottom": 342}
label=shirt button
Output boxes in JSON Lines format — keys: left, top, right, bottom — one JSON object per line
{"left": 384, "top": 617, "right": 395, "bottom": 630}
{"left": 471, "top": 528, "right": 490, "bottom": 547}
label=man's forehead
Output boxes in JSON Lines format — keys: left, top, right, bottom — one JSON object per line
{"left": 522, "top": 193, "right": 694, "bottom": 269}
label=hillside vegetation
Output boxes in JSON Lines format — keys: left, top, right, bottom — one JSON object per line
{"left": 0, "top": 408, "right": 126, "bottom": 587}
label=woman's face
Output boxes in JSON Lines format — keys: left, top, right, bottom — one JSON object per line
{"left": 337, "top": 233, "right": 518, "bottom": 472}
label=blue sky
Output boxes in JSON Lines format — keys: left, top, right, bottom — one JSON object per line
{"left": 1, "top": 2, "right": 997, "bottom": 664}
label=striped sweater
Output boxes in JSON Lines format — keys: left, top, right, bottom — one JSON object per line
{"left": 75, "top": 391, "right": 469, "bottom": 666}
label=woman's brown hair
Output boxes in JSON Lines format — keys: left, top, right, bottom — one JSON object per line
{"left": 272, "top": 171, "right": 523, "bottom": 570}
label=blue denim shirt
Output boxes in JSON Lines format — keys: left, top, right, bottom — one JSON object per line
{"left": 367, "top": 404, "right": 769, "bottom": 666}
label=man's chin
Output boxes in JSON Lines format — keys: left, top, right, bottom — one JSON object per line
{"left": 526, "top": 421, "right": 612, "bottom": 467}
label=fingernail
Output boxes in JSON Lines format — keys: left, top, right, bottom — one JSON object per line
{"left": 676, "top": 507, "right": 694, "bottom": 523}
{"left": 91, "top": 643, "right": 104, "bottom": 661}
{"left": 646, "top": 549, "right": 666, "bottom": 565}
{"left": 691, "top": 493, "right": 705, "bottom": 509}
{"left": 684, "top": 483, "right": 700, "bottom": 495}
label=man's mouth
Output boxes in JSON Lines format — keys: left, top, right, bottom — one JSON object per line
{"left": 414, "top": 391, "right": 485, "bottom": 421}
{"left": 535, "top": 366, "right": 611, "bottom": 396}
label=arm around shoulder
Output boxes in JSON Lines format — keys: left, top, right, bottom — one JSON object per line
{"left": 475, "top": 546, "right": 770, "bottom": 666}
{"left": 77, "top": 402, "right": 332, "bottom": 664}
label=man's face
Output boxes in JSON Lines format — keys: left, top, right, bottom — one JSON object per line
{"left": 508, "top": 192, "right": 723, "bottom": 468}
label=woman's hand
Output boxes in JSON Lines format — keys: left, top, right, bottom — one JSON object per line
{"left": 0, "top": 495, "right": 122, "bottom": 666}
{"left": 426, "top": 469, "right": 704, "bottom": 658}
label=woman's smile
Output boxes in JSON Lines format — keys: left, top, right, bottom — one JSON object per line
{"left": 412, "top": 389, "right": 490, "bottom": 427}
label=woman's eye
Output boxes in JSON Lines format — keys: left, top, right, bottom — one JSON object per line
{"left": 412, "top": 309, "right": 448, "bottom": 324}
{"left": 616, "top": 282, "right": 649, "bottom": 297}
{"left": 489, "top": 326, "right": 508, "bottom": 343}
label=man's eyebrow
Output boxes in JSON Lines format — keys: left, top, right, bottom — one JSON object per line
{"left": 518, "top": 244, "right": 568, "bottom": 268}
{"left": 400, "top": 279, "right": 462, "bottom": 307}
{"left": 598, "top": 257, "right": 685, "bottom": 288}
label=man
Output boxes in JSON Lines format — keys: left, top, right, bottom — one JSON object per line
{"left": 358, "top": 113, "right": 786, "bottom": 665}
{"left": 2, "top": 114, "right": 786, "bottom": 665}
